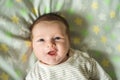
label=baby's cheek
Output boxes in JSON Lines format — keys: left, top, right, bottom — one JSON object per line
{"left": 34, "top": 48, "right": 43, "bottom": 58}
{"left": 58, "top": 43, "right": 69, "bottom": 52}
{"left": 33, "top": 44, "right": 41, "bottom": 52}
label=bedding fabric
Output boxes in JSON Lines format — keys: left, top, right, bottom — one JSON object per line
{"left": 0, "top": 0, "right": 120, "bottom": 80}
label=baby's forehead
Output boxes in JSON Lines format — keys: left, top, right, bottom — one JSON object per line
{"left": 32, "top": 20, "right": 69, "bottom": 35}
{"left": 32, "top": 21, "right": 68, "bottom": 36}
{"left": 33, "top": 20, "right": 66, "bottom": 30}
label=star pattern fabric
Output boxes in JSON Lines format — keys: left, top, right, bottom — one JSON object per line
{"left": 0, "top": 0, "right": 120, "bottom": 80}
{"left": 11, "top": 15, "right": 19, "bottom": 24}
{"left": 93, "top": 25, "right": 100, "bottom": 34}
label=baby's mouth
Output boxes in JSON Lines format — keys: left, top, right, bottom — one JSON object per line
{"left": 48, "top": 51, "right": 57, "bottom": 56}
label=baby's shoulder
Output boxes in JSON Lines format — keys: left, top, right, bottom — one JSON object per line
{"left": 26, "top": 61, "right": 41, "bottom": 79}
{"left": 70, "top": 48, "right": 95, "bottom": 65}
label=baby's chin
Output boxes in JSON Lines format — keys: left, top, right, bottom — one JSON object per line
{"left": 40, "top": 56, "right": 69, "bottom": 66}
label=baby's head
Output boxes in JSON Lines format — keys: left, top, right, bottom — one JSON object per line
{"left": 30, "top": 13, "right": 70, "bottom": 40}
{"left": 30, "top": 13, "right": 71, "bottom": 65}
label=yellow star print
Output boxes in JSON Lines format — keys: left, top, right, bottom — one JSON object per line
{"left": 117, "top": 44, "right": 120, "bottom": 52}
{"left": 93, "top": 25, "right": 100, "bottom": 34}
{"left": 0, "top": 72, "right": 9, "bottom": 80}
{"left": 101, "top": 36, "right": 107, "bottom": 44}
{"left": 101, "top": 59, "right": 110, "bottom": 67}
{"left": 74, "top": 18, "right": 82, "bottom": 25}
{"left": 91, "top": 2, "right": 98, "bottom": 9}
{"left": 21, "top": 54, "right": 27, "bottom": 63}
{"left": 32, "top": 8, "right": 38, "bottom": 15}
{"left": 110, "top": 11, "right": 116, "bottom": 18}
{"left": 73, "top": 37, "right": 80, "bottom": 44}
{"left": 11, "top": 15, "right": 19, "bottom": 24}
{"left": 0, "top": 44, "right": 9, "bottom": 53}
{"left": 16, "top": 0, "right": 22, "bottom": 2}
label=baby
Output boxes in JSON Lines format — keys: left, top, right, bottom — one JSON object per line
{"left": 26, "top": 13, "right": 112, "bottom": 80}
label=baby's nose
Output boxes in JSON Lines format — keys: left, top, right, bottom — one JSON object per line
{"left": 47, "top": 40, "right": 55, "bottom": 48}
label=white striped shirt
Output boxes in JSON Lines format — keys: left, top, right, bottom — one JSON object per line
{"left": 26, "top": 48, "right": 112, "bottom": 80}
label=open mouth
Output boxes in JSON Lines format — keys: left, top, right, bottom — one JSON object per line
{"left": 48, "top": 51, "right": 57, "bottom": 56}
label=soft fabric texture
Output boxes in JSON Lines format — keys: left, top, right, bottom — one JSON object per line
{"left": 26, "top": 48, "right": 111, "bottom": 80}
{"left": 0, "top": 0, "right": 120, "bottom": 80}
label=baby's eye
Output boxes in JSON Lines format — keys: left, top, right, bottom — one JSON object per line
{"left": 38, "top": 39, "right": 44, "bottom": 42}
{"left": 54, "top": 37, "right": 61, "bottom": 40}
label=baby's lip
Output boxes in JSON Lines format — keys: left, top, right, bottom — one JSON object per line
{"left": 47, "top": 50, "right": 57, "bottom": 56}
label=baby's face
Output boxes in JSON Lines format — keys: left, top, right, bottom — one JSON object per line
{"left": 32, "top": 21, "right": 70, "bottom": 65}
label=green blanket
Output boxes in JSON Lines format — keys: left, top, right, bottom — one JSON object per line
{"left": 0, "top": 0, "right": 120, "bottom": 80}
